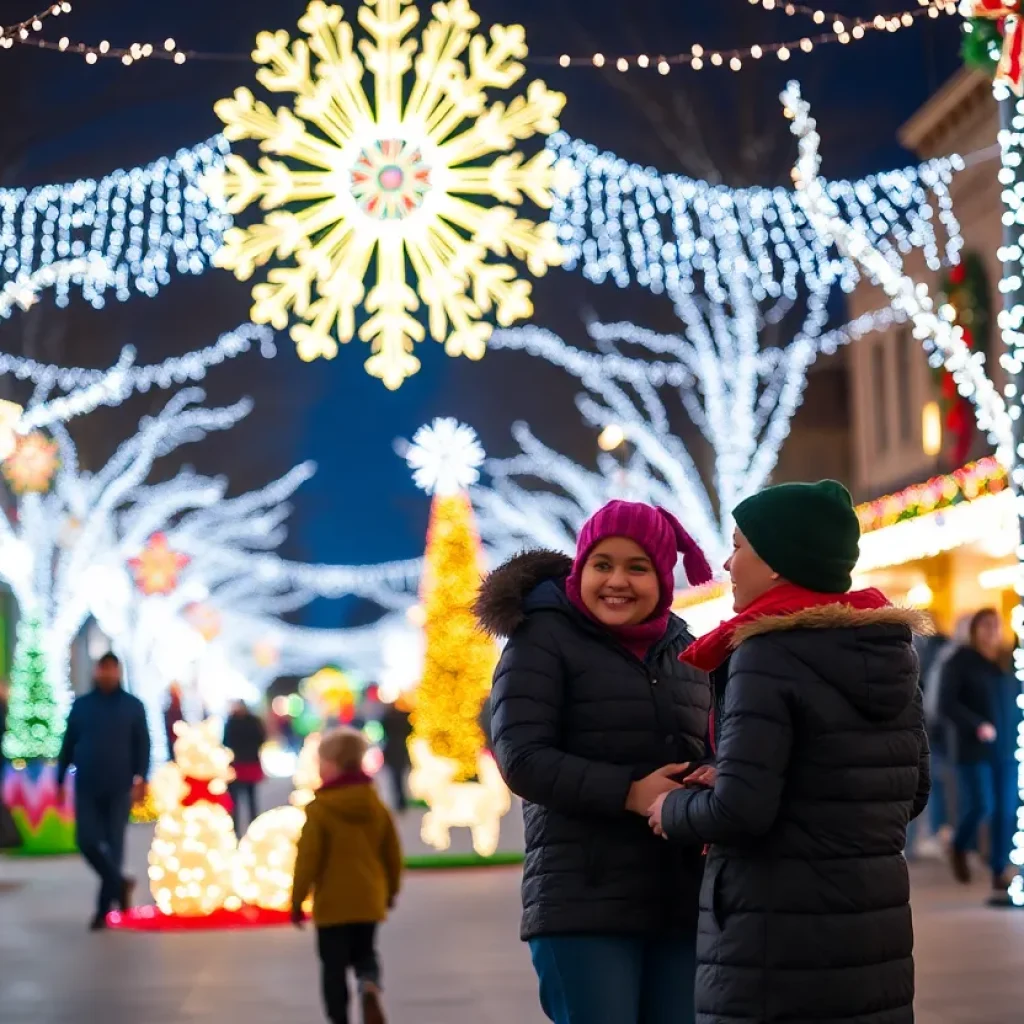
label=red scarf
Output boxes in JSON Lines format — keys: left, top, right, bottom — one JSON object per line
{"left": 682, "top": 582, "right": 891, "bottom": 673}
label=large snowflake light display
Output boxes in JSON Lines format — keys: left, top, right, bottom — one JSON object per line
{"left": 212, "top": 0, "right": 567, "bottom": 389}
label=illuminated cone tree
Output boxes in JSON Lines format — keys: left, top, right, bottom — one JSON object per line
{"left": 405, "top": 419, "right": 496, "bottom": 781}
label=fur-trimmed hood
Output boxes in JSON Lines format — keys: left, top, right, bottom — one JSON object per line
{"left": 732, "top": 603, "right": 932, "bottom": 723}
{"left": 475, "top": 550, "right": 573, "bottom": 639}
{"left": 732, "top": 603, "right": 933, "bottom": 647}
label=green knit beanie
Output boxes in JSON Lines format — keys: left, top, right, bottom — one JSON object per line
{"left": 732, "top": 480, "right": 861, "bottom": 594}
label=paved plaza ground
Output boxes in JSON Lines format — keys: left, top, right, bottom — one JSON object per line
{"left": 3, "top": 803, "right": 1024, "bottom": 1024}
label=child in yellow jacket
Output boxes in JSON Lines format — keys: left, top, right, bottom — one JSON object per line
{"left": 292, "top": 727, "right": 402, "bottom": 1024}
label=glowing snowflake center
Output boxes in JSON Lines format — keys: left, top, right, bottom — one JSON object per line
{"left": 351, "top": 139, "right": 432, "bottom": 221}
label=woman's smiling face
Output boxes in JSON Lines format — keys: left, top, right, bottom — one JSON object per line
{"left": 579, "top": 536, "right": 660, "bottom": 627}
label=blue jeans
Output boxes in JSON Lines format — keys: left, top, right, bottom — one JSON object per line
{"left": 75, "top": 787, "right": 132, "bottom": 916}
{"left": 955, "top": 761, "right": 1019, "bottom": 875}
{"left": 529, "top": 934, "right": 696, "bottom": 1024}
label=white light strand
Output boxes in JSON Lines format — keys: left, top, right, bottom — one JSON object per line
{"left": 548, "top": 131, "right": 964, "bottom": 313}
{"left": 8, "top": 323, "right": 275, "bottom": 431}
{"left": 0, "top": 130, "right": 970, "bottom": 323}
{"left": 0, "top": 136, "right": 230, "bottom": 310}
{"left": 783, "top": 80, "right": 1013, "bottom": 468}
{"left": 986, "top": 79, "right": 1024, "bottom": 908}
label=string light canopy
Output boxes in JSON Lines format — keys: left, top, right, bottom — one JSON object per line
{"left": 547, "top": 1, "right": 958, "bottom": 73}
{"left": 0, "top": 1, "right": 957, "bottom": 74}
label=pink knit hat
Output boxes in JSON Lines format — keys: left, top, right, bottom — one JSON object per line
{"left": 567, "top": 500, "right": 713, "bottom": 617}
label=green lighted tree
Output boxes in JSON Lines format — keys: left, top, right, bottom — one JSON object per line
{"left": 2, "top": 617, "right": 62, "bottom": 761}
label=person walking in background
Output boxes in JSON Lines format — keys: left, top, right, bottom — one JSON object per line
{"left": 380, "top": 698, "right": 412, "bottom": 812}
{"left": 291, "top": 727, "right": 402, "bottom": 1024}
{"left": 939, "top": 608, "right": 1022, "bottom": 894}
{"left": 164, "top": 682, "right": 184, "bottom": 761}
{"left": 57, "top": 653, "right": 150, "bottom": 931}
{"left": 476, "top": 500, "right": 714, "bottom": 1024}
{"left": 649, "top": 481, "right": 929, "bottom": 1024}
{"left": 223, "top": 700, "right": 266, "bottom": 836}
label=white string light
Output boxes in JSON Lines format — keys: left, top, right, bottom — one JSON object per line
{"left": 548, "top": 1, "right": 957, "bottom": 72}
{"left": 783, "top": 80, "right": 1013, "bottom": 468}
{"left": 0, "top": 136, "right": 229, "bottom": 310}
{"left": 10, "top": 323, "right": 276, "bottom": 431}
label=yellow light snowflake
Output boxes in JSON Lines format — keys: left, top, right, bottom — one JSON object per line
{"left": 212, "top": 0, "right": 568, "bottom": 389}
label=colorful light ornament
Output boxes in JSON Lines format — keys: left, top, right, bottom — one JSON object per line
{"left": 184, "top": 602, "right": 222, "bottom": 642}
{"left": 129, "top": 532, "right": 191, "bottom": 596}
{"left": 2, "top": 431, "right": 59, "bottom": 494}
{"left": 211, "top": 0, "right": 568, "bottom": 389}
{"left": 961, "top": 1, "right": 1024, "bottom": 95}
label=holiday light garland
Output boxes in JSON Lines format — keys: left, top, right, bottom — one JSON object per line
{"left": 546, "top": 1, "right": 957, "bottom": 72}
{"left": 856, "top": 456, "right": 1006, "bottom": 532}
{"left": 783, "top": 81, "right": 1013, "bottom": 466}
{"left": 0, "top": 135, "right": 229, "bottom": 310}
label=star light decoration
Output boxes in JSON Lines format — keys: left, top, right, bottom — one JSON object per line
{"left": 405, "top": 417, "right": 484, "bottom": 497}
{"left": 211, "top": 0, "right": 568, "bottom": 389}
{"left": 129, "top": 533, "right": 191, "bottom": 596}
{"left": 3, "top": 431, "right": 59, "bottom": 494}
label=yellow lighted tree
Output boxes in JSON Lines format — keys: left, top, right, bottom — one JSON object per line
{"left": 405, "top": 418, "right": 496, "bottom": 780}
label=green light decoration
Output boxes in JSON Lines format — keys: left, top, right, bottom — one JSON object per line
{"left": 1, "top": 616, "right": 63, "bottom": 761}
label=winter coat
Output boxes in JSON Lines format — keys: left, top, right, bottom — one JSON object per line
{"left": 381, "top": 705, "right": 412, "bottom": 769}
{"left": 939, "top": 646, "right": 1021, "bottom": 764}
{"left": 223, "top": 711, "right": 267, "bottom": 779}
{"left": 57, "top": 687, "right": 151, "bottom": 795}
{"left": 661, "top": 603, "right": 930, "bottom": 1024}
{"left": 476, "top": 550, "right": 712, "bottom": 942}
{"left": 291, "top": 779, "right": 402, "bottom": 927}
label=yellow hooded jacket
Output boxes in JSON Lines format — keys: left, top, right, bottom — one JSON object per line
{"left": 291, "top": 778, "right": 402, "bottom": 926}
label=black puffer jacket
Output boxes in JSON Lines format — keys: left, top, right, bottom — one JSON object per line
{"left": 477, "top": 550, "right": 711, "bottom": 941}
{"left": 662, "top": 603, "right": 930, "bottom": 1024}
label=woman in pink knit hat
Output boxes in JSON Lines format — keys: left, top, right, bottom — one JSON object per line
{"left": 476, "top": 500, "right": 714, "bottom": 1024}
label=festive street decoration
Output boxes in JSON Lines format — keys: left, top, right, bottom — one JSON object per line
{"left": 783, "top": 81, "right": 1014, "bottom": 469}
{"left": 128, "top": 533, "right": 190, "bottom": 596}
{"left": 147, "top": 720, "right": 238, "bottom": 918}
{"left": 0, "top": 760, "right": 76, "bottom": 857}
{"left": 232, "top": 734, "right": 321, "bottom": 913}
{"left": 1, "top": 617, "right": 62, "bottom": 762}
{"left": 962, "top": 1, "right": 1024, "bottom": 95}
{"left": 0, "top": 136, "right": 228, "bottom": 311}
{"left": 212, "top": 0, "right": 567, "bottom": 388}
{"left": 301, "top": 667, "right": 356, "bottom": 723}
{"left": 405, "top": 419, "right": 495, "bottom": 782}
{"left": 856, "top": 456, "right": 1006, "bottom": 533}
{"left": 935, "top": 253, "right": 992, "bottom": 464}
{"left": 2, "top": 432, "right": 59, "bottom": 494}
{"left": 548, "top": 3, "right": 957, "bottom": 71}
{"left": 408, "top": 739, "right": 510, "bottom": 857}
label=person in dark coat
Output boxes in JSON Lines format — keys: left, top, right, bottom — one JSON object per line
{"left": 223, "top": 700, "right": 267, "bottom": 836}
{"left": 938, "top": 607, "right": 1021, "bottom": 891}
{"left": 650, "top": 481, "right": 930, "bottom": 1024}
{"left": 380, "top": 698, "right": 413, "bottom": 812}
{"left": 57, "top": 653, "right": 151, "bottom": 931}
{"left": 476, "top": 500, "right": 715, "bottom": 1024}
{"left": 164, "top": 682, "right": 184, "bottom": 762}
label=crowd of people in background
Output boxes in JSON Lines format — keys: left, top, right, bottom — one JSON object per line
{"left": 914, "top": 607, "right": 1023, "bottom": 898}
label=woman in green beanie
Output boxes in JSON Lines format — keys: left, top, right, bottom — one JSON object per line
{"left": 648, "top": 480, "right": 931, "bottom": 1024}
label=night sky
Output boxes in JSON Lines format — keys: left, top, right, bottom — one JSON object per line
{"left": 0, "top": 0, "right": 964, "bottom": 627}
